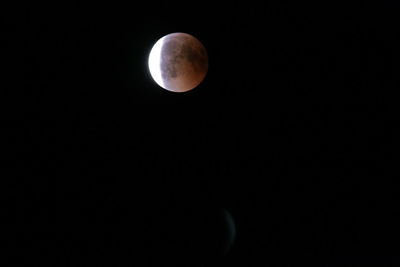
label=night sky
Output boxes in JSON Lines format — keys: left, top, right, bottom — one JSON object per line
{"left": 3, "top": 2, "right": 400, "bottom": 266}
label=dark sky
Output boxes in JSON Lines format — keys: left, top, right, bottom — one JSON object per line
{"left": 3, "top": 2, "right": 400, "bottom": 266}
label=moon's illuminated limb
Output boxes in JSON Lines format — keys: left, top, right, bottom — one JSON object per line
{"left": 148, "top": 35, "right": 165, "bottom": 88}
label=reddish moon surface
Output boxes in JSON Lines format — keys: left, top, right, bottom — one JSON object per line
{"left": 148, "top": 32, "right": 208, "bottom": 93}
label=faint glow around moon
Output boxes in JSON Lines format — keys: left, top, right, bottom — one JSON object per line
{"left": 148, "top": 36, "right": 165, "bottom": 88}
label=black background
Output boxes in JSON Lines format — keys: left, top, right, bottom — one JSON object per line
{"left": 3, "top": 2, "right": 400, "bottom": 266}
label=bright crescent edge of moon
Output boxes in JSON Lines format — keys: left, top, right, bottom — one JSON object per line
{"left": 148, "top": 35, "right": 165, "bottom": 89}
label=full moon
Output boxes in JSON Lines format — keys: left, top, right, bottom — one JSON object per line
{"left": 148, "top": 32, "right": 208, "bottom": 93}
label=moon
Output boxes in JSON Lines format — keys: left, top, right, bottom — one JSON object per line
{"left": 222, "top": 208, "right": 236, "bottom": 255}
{"left": 152, "top": 203, "right": 236, "bottom": 265}
{"left": 148, "top": 32, "right": 208, "bottom": 93}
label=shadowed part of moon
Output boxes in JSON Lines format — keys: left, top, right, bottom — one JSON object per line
{"left": 149, "top": 32, "right": 208, "bottom": 92}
